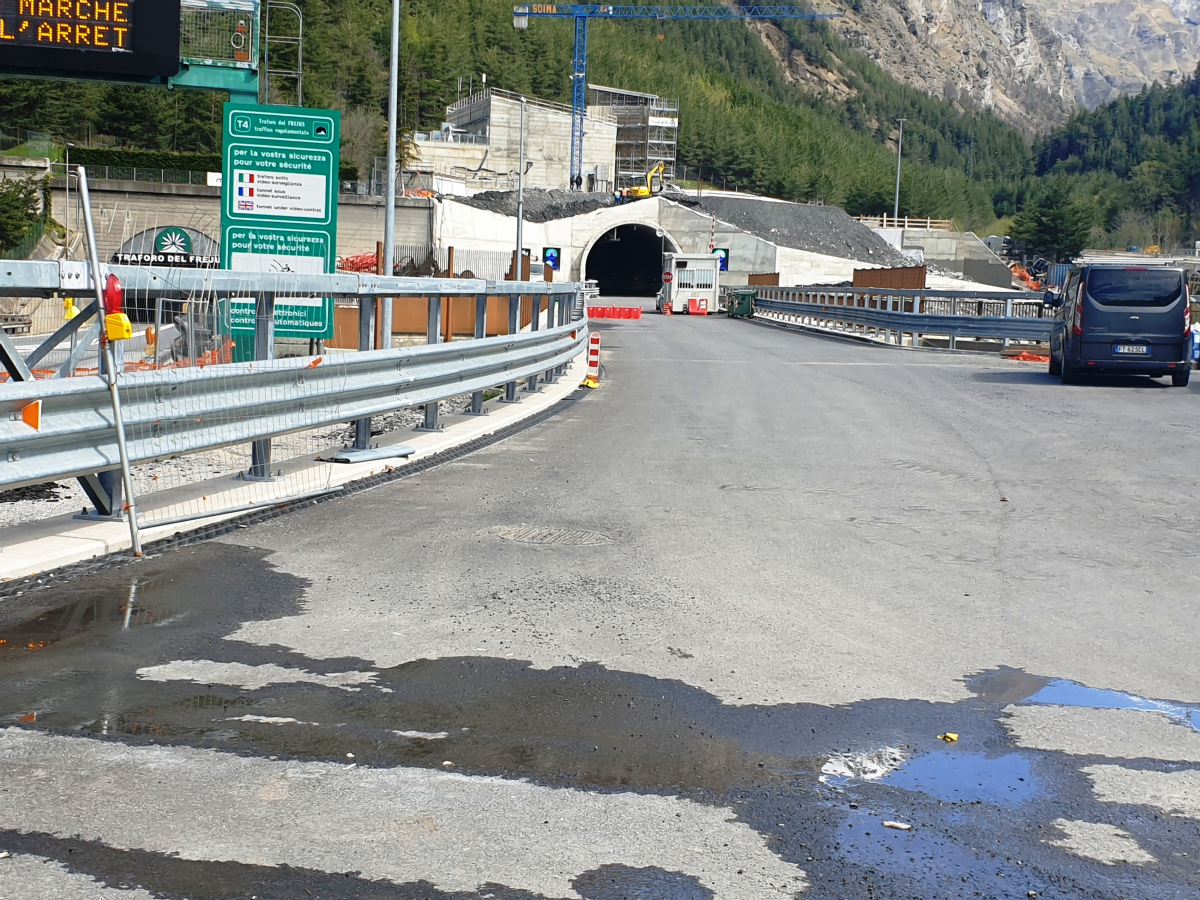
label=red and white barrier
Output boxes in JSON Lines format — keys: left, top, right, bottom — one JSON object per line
{"left": 587, "top": 332, "right": 601, "bottom": 381}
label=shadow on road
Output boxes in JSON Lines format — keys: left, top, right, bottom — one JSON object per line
{"left": 972, "top": 369, "right": 1179, "bottom": 388}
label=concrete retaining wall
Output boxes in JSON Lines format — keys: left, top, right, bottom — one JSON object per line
{"left": 49, "top": 181, "right": 434, "bottom": 262}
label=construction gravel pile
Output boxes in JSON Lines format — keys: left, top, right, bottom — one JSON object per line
{"left": 452, "top": 189, "right": 617, "bottom": 223}
{"left": 689, "top": 195, "right": 914, "bottom": 267}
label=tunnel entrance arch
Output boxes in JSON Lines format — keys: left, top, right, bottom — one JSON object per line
{"left": 582, "top": 223, "right": 680, "bottom": 297}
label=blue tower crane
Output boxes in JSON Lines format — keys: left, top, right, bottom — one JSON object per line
{"left": 513, "top": 5, "right": 837, "bottom": 189}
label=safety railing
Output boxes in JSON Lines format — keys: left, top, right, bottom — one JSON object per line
{"left": 0, "top": 260, "right": 587, "bottom": 538}
{"left": 50, "top": 163, "right": 212, "bottom": 186}
{"left": 733, "top": 285, "right": 1051, "bottom": 348}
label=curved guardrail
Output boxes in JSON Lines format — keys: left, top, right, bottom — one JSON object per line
{"left": 740, "top": 285, "right": 1052, "bottom": 345}
{"left": 753, "top": 297, "right": 1053, "bottom": 342}
{"left": 0, "top": 261, "right": 587, "bottom": 495}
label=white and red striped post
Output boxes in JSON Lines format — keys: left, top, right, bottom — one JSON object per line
{"left": 586, "top": 332, "right": 601, "bottom": 382}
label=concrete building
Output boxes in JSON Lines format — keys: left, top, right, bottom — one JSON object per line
{"left": 412, "top": 89, "right": 617, "bottom": 194}
{"left": 588, "top": 85, "right": 679, "bottom": 190}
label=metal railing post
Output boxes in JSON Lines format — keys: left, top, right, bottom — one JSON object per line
{"left": 248, "top": 292, "right": 276, "bottom": 480}
{"left": 79, "top": 166, "right": 141, "bottom": 554}
{"left": 422, "top": 295, "right": 442, "bottom": 430}
{"left": 353, "top": 294, "right": 375, "bottom": 450}
{"left": 543, "top": 295, "right": 558, "bottom": 384}
{"left": 525, "top": 293, "right": 540, "bottom": 393}
{"left": 1003, "top": 296, "right": 1013, "bottom": 349}
{"left": 469, "top": 293, "right": 488, "bottom": 415}
{"left": 503, "top": 294, "right": 520, "bottom": 403}
{"left": 949, "top": 297, "right": 957, "bottom": 351}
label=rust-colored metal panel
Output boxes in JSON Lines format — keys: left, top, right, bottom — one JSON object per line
{"left": 748, "top": 272, "right": 780, "bottom": 286}
{"left": 853, "top": 266, "right": 927, "bottom": 290}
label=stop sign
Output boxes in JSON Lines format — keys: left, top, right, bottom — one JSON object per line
{"left": 663, "top": 272, "right": 673, "bottom": 283}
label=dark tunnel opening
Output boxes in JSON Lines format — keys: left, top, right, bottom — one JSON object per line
{"left": 585, "top": 224, "right": 668, "bottom": 297}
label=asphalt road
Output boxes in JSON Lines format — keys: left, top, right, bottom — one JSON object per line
{"left": 3, "top": 308, "right": 1200, "bottom": 899}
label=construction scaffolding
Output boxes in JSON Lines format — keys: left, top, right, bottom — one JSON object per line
{"left": 588, "top": 85, "right": 678, "bottom": 191}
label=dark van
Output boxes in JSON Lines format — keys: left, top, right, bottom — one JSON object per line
{"left": 1048, "top": 265, "right": 1191, "bottom": 386}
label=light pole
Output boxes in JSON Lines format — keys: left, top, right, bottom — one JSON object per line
{"left": 379, "top": 0, "right": 401, "bottom": 348}
{"left": 64, "top": 142, "right": 75, "bottom": 248}
{"left": 515, "top": 96, "right": 527, "bottom": 282}
{"left": 893, "top": 118, "right": 907, "bottom": 223}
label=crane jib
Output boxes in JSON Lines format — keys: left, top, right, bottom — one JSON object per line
{"left": 515, "top": 6, "right": 840, "bottom": 19}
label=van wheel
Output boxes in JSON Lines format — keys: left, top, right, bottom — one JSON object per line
{"left": 1172, "top": 369, "right": 1190, "bottom": 387}
{"left": 1060, "top": 360, "right": 1083, "bottom": 384}
{"left": 1048, "top": 351, "right": 1062, "bottom": 377}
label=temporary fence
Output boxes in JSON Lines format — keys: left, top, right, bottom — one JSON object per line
{"left": 731, "top": 284, "right": 1051, "bottom": 349}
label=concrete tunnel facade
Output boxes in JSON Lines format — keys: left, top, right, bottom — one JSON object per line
{"left": 433, "top": 195, "right": 886, "bottom": 291}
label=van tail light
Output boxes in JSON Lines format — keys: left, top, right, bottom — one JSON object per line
{"left": 1073, "top": 298, "right": 1083, "bottom": 337}
{"left": 1186, "top": 292, "right": 1192, "bottom": 334}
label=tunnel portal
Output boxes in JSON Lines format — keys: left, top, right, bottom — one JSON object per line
{"left": 584, "top": 224, "right": 668, "bottom": 297}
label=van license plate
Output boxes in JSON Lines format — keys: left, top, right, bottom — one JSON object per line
{"left": 1114, "top": 344, "right": 1149, "bottom": 355}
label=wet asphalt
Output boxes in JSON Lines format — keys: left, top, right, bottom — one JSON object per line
{"left": 2, "top": 308, "right": 1200, "bottom": 899}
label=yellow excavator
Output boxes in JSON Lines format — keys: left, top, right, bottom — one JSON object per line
{"left": 628, "top": 161, "right": 666, "bottom": 199}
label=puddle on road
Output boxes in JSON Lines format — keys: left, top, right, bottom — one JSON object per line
{"left": 3, "top": 557, "right": 1200, "bottom": 899}
{"left": 970, "top": 667, "right": 1200, "bottom": 734}
{"left": 883, "top": 751, "right": 1042, "bottom": 807}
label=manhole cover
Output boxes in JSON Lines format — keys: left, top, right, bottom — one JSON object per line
{"left": 488, "top": 526, "right": 613, "bottom": 546}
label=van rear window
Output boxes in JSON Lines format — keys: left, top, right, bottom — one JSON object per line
{"left": 1087, "top": 269, "right": 1183, "bottom": 306}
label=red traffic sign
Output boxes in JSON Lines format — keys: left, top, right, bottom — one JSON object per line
{"left": 663, "top": 272, "right": 673, "bottom": 283}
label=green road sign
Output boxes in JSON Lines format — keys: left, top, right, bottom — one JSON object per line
{"left": 220, "top": 102, "right": 340, "bottom": 358}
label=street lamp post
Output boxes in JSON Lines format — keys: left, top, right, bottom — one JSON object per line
{"left": 65, "top": 142, "right": 75, "bottom": 249}
{"left": 893, "top": 118, "right": 907, "bottom": 223}
{"left": 381, "top": 0, "right": 401, "bottom": 348}
{"left": 515, "top": 96, "right": 527, "bottom": 282}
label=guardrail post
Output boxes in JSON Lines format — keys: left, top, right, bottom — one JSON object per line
{"left": 421, "top": 295, "right": 443, "bottom": 430}
{"left": 352, "top": 293, "right": 375, "bottom": 450}
{"left": 525, "top": 293, "right": 540, "bottom": 393}
{"left": 555, "top": 292, "right": 570, "bottom": 375}
{"left": 469, "top": 293, "right": 488, "bottom": 415}
{"left": 248, "top": 292, "right": 276, "bottom": 480}
{"left": 503, "top": 294, "right": 520, "bottom": 403}
{"left": 949, "top": 297, "right": 958, "bottom": 351}
{"left": 543, "top": 295, "right": 558, "bottom": 384}
{"left": 1003, "top": 296, "right": 1013, "bottom": 349}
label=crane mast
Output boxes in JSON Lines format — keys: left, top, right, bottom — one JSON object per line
{"left": 513, "top": 5, "right": 838, "bottom": 190}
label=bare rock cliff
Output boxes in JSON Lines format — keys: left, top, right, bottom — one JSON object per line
{"left": 790, "top": 1, "right": 1200, "bottom": 132}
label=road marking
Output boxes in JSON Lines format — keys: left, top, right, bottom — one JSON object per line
{"left": 631, "top": 358, "right": 1017, "bottom": 367}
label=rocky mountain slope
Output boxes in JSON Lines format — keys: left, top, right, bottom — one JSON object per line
{"left": 794, "top": 1, "right": 1200, "bottom": 134}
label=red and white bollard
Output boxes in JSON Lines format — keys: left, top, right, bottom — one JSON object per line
{"left": 583, "top": 332, "right": 601, "bottom": 388}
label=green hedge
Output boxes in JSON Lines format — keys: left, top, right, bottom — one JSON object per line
{"left": 72, "top": 148, "right": 221, "bottom": 172}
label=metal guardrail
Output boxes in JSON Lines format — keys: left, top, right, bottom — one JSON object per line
{"left": 0, "top": 263, "right": 587, "bottom": 496}
{"left": 0, "top": 321, "right": 583, "bottom": 494}
{"left": 738, "top": 285, "right": 1052, "bottom": 346}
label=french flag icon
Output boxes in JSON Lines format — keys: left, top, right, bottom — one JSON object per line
{"left": 238, "top": 186, "right": 255, "bottom": 197}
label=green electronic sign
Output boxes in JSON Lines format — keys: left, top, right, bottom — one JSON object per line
{"left": 220, "top": 102, "right": 340, "bottom": 357}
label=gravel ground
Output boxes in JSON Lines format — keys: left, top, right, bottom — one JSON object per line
{"left": 686, "top": 195, "right": 914, "bottom": 266}
{"left": 452, "top": 189, "right": 617, "bottom": 223}
{"left": 0, "top": 395, "right": 475, "bottom": 529}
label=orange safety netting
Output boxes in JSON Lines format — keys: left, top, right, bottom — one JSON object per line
{"left": 338, "top": 252, "right": 380, "bottom": 274}
{"left": 1008, "top": 351, "right": 1051, "bottom": 363}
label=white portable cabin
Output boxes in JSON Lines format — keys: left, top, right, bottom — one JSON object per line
{"left": 657, "top": 253, "right": 720, "bottom": 314}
